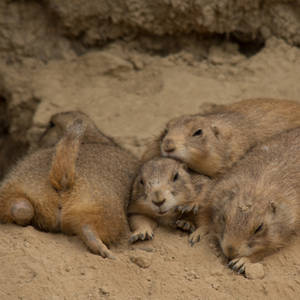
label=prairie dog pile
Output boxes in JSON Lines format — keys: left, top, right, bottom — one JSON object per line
{"left": 139, "top": 98, "right": 300, "bottom": 276}
{"left": 2, "top": 98, "right": 300, "bottom": 276}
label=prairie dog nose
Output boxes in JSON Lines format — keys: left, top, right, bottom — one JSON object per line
{"left": 152, "top": 198, "right": 166, "bottom": 207}
{"left": 163, "top": 139, "right": 176, "bottom": 153}
{"left": 152, "top": 191, "right": 166, "bottom": 207}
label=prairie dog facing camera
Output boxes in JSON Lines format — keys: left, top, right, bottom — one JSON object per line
{"left": 128, "top": 157, "right": 211, "bottom": 243}
{"left": 0, "top": 116, "right": 139, "bottom": 258}
{"left": 143, "top": 98, "right": 300, "bottom": 177}
{"left": 208, "top": 127, "right": 300, "bottom": 275}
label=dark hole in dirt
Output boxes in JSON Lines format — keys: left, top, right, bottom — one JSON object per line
{"left": 0, "top": 96, "right": 30, "bottom": 179}
{"left": 135, "top": 34, "right": 183, "bottom": 57}
{"left": 133, "top": 32, "right": 266, "bottom": 59}
{"left": 0, "top": 96, "right": 9, "bottom": 135}
{"left": 230, "top": 33, "right": 265, "bottom": 57}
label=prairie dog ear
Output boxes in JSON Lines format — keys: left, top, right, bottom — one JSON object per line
{"left": 131, "top": 174, "right": 144, "bottom": 201}
{"left": 211, "top": 120, "right": 234, "bottom": 140}
{"left": 39, "top": 121, "right": 62, "bottom": 148}
{"left": 211, "top": 125, "right": 220, "bottom": 138}
{"left": 180, "top": 163, "right": 189, "bottom": 171}
{"left": 269, "top": 201, "right": 277, "bottom": 214}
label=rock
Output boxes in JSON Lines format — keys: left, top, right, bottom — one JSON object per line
{"left": 245, "top": 263, "right": 265, "bottom": 280}
{"left": 186, "top": 270, "right": 200, "bottom": 280}
{"left": 208, "top": 45, "right": 245, "bottom": 65}
{"left": 129, "top": 55, "right": 145, "bottom": 70}
{"left": 208, "top": 46, "right": 227, "bottom": 64}
{"left": 130, "top": 250, "right": 152, "bottom": 268}
{"left": 99, "top": 287, "right": 110, "bottom": 296}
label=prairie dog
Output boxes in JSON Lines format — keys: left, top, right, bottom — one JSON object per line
{"left": 143, "top": 98, "right": 300, "bottom": 177}
{"left": 128, "top": 157, "right": 211, "bottom": 243}
{"left": 208, "top": 127, "right": 300, "bottom": 274}
{"left": 0, "top": 116, "right": 139, "bottom": 258}
{"left": 39, "top": 110, "right": 117, "bottom": 148}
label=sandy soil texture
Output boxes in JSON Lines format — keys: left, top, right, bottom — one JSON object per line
{"left": 1, "top": 1, "right": 300, "bottom": 299}
{"left": 0, "top": 37, "right": 300, "bottom": 300}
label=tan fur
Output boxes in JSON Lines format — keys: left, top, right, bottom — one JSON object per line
{"left": 0, "top": 113, "right": 139, "bottom": 258}
{"left": 49, "top": 119, "right": 86, "bottom": 191}
{"left": 141, "top": 102, "right": 225, "bottom": 163}
{"left": 128, "top": 157, "right": 211, "bottom": 243}
{"left": 206, "top": 127, "right": 300, "bottom": 273}
{"left": 39, "top": 110, "right": 117, "bottom": 147}
{"left": 143, "top": 98, "right": 300, "bottom": 177}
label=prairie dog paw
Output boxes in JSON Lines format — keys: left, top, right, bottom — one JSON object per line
{"left": 176, "top": 220, "right": 195, "bottom": 233}
{"left": 228, "top": 257, "right": 251, "bottom": 275}
{"left": 96, "top": 246, "right": 115, "bottom": 259}
{"left": 81, "top": 225, "right": 115, "bottom": 259}
{"left": 188, "top": 226, "right": 208, "bottom": 246}
{"left": 129, "top": 228, "right": 154, "bottom": 244}
{"left": 176, "top": 202, "right": 199, "bottom": 215}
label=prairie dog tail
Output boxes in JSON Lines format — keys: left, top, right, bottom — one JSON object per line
{"left": 49, "top": 119, "right": 86, "bottom": 191}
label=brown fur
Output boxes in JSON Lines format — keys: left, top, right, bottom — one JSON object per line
{"left": 39, "top": 110, "right": 117, "bottom": 148}
{"left": 127, "top": 157, "right": 211, "bottom": 243}
{"left": 0, "top": 114, "right": 139, "bottom": 258}
{"left": 205, "top": 127, "right": 300, "bottom": 273}
{"left": 49, "top": 119, "right": 86, "bottom": 191}
{"left": 143, "top": 98, "right": 300, "bottom": 177}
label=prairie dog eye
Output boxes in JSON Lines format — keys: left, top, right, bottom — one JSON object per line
{"left": 140, "top": 179, "right": 144, "bottom": 185}
{"left": 173, "top": 172, "right": 179, "bottom": 182}
{"left": 254, "top": 223, "right": 263, "bottom": 234}
{"left": 49, "top": 121, "right": 55, "bottom": 128}
{"left": 192, "top": 129, "right": 203, "bottom": 137}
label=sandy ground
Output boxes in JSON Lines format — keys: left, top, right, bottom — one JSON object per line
{"left": 1, "top": 37, "right": 300, "bottom": 299}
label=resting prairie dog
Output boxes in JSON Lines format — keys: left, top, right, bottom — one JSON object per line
{"left": 0, "top": 115, "right": 139, "bottom": 258}
{"left": 127, "top": 157, "right": 211, "bottom": 243}
{"left": 39, "top": 110, "right": 117, "bottom": 148}
{"left": 207, "top": 127, "right": 300, "bottom": 275}
{"left": 143, "top": 98, "right": 300, "bottom": 177}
